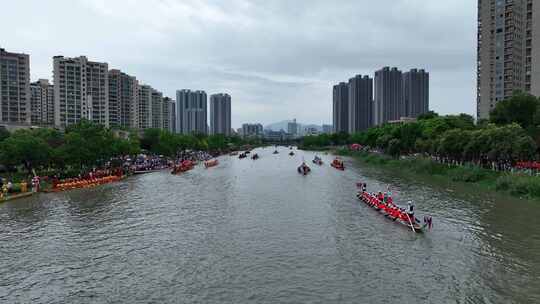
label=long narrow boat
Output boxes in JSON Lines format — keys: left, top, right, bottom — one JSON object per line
{"left": 171, "top": 160, "right": 195, "bottom": 174}
{"left": 204, "top": 159, "right": 219, "bottom": 168}
{"left": 357, "top": 191, "right": 430, "bottom": 233}
{"left": 47, "top": 175, "right": 124, "bottom": 193}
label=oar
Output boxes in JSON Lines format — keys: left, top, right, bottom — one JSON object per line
{"left": 405, "top": 213, "right": 416, "bottom": 233}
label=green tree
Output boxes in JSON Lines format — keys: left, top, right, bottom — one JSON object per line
{"left": 0, "top": 130, "right": 51, "bottom": 174}
{"left": 490, "top": 92, "right": 539, "bottom": 129}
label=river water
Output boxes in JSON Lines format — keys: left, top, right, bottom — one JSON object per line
{"left": 1, "top": 147, "right": 539, "bottom": 303}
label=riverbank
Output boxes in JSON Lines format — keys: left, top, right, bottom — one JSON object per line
{"left": 335, "top": 149, "right": 540, "bottom": 201}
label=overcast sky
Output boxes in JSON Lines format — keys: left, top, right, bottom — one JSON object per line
{"left": 1, "top": 0, "right": 476, "bottom": 128}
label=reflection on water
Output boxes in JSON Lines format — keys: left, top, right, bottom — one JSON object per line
{"left": 1, "top": 147, "right": 539, "bottom": 303}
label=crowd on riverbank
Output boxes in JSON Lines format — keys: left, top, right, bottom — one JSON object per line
{"left": 0, "top": 149, "right": 230, "bottom": 202}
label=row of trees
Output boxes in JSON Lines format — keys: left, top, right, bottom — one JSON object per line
{"left": 0, "top": 121, "right": 253, "bottom": 176}
{"left": 302, "top": 93, "right": 540, "bottom": 166}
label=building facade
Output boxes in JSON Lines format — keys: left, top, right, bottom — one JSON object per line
{"left": 242, "top": 123, "right": 263, "bottom": 138}
{"left": 30, "top": 79, "right": 54, "bottom": 126}
{"left": 151, "top": 89, "right": 163, "bottom": 129}
{"left": 108, "top": 69, "right": 138, "bottom": 129}
{"left": 210, "top": 93, "right": 231, "bottom": 136}
{"left": 0, "top": 48, "right": 30, "bottom": 125}
{"left": 162, "top": 97, "right": 175, "bottom": 133}
{"left": 403, "top": 69, "right": 429, "bottom": 118}
{"left": 176, "top": 89, "right": 207, "bottom": 135}
{"left": 53, "top": 56, "right": 109, "bottom": 127}
{"left": 287, "top": 119, "right": 298, "bottom": 136}
{"left": 477, "top": 0, "right": 540, "bottom": 119}
{"left": 322, "top": 124, "right": 333, "bottom": 134}
{"left": 332, "top": 82, "right": 349, "bottom": 133}
{"left": 137, "top": 84, "right": 153, "bottom": 129}
{"left": 348, "top": 75, "right": 373, "bottom": 132}
{"left": 374, "top": 67, "right": 403, "bottom": 125}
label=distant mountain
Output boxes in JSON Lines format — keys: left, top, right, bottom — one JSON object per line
{"left": 264, "top": 120, "right": 291, "bottom": 132}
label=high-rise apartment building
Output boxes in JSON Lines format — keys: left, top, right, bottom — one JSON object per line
{"left": 287, "top": 119, "right": 298, "bottom": 135}
{"left": 108, "top": 69, "right": 138, "bottom": 129}
{"left": 0, "top": 48, "right": 30, "bottom": 125}
{"left": 53, "top": 56, "right": 109, "bottom": 127}
{"left": 151, "top": 89, "right": 163, "bottom": 129}
{"left": 30, "top": 79, "right": 54, "bottom": 126}
{"left": 348, "top": 75, "right": 373, "bottom": 132}
{"left": 162, "top": 97, "right": 175, "bottom": 133}
{"left": 477, "top": 0, "right": 540, "bottom": 119}
{"left": 374, "top": 67, "right": 403, "bottom": 125}
{"left": 403, "top": 69, "right": 429, "bottom": 118}
{"left": 210, "top": 93, "right": 231, "bottom": 136}
{"left": 137, "top": 84, "right": 153, "bottom": 129}
{"left": 332, "top": 82, "right": 349, "bottom": 133}
{"left": 176, "top": 89, "right": 207, "bottom": 134}
{"left": 169, "top": 100, "right": 176, "bottom": 133}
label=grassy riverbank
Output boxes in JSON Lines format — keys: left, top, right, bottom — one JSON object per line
{"left": 336, "top": 149, "right": 540, "bottom": 201}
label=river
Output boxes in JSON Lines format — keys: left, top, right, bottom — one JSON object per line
{"left": 1, "top": 147, "right": 539, "bottom": 303}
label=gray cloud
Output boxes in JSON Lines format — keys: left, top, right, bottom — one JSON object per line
{"left": 1, "top": 0, "right": 476, "bottom": 127}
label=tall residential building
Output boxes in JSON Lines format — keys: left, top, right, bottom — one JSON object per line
{"left": 108, "top": 69, "right": 139, "bottom": 129}
{"left": 242, "top": 123, "right": 263, "bottom": 138}
{"left": 137, "top": 84, "right": 153, "bottom": 129}
{"left": 53, "top": 56, "right": 109, "bottom": 127}
{"left": 162, "top": 97, "right": 174, "bottom": 132}
{"left": 30, "top": 79, "right": 54, "bottom": 126}
{"left": 151, "top": 89, "right": 163, "bottom": 129}
{"left": 0, "top": 48, "right": 30, "bottom": 125}
{"left": 287, "top": 119, "right": 298, "bottom": 135}
{"left": 348, "top": 75, "right": 373, "bottom": 132}
{"left": 374, "top": 67, "right": 403, "bottom": 125}
{"left": 170, "top": 101, "right": 176, "bottom": 133}
{"left": 176, "top": 89, "right": 207, "bottom": 135}
{"left": 210, "top": 93, "right": 231, "bottom": 136}
{"left": 403, "top": 69, "right": 429, "bottom": 118}
{"left": 477, "top": 0, "right": 540, "bottom": 119}
{"left": 332, "top": 82, "right": 349, "bottom": 133}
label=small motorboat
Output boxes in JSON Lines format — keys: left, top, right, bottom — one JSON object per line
{"left": 312, "top": 156, "right": 323, "bottom": 165}
{"left": 245, "top": 151, "right": 251, "bottom": 154}
{"left": 239, "top": 153, "right": 247, "bottom": 159}
{"left": 331, "top": 158, "right": 345, "bottom": 170}
{"left": 297, "top": 162, "right": 311, "bottom": 175}
{"left": 251, "top": 153, "right": 260, "bottom": 160}
{"left": 204, "top": 159, "right": 219, "bottom": 168}
{"left": 289, "top": 151, "right": 295, "bottom": 156}
{"left": 273, "top": 150, "right": 279, "bottom": 154}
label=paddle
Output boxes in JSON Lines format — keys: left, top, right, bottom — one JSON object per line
{"left": 405, "top": 213, "right": 416, "bottom": 233}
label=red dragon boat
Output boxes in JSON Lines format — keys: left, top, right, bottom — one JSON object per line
{"left": 171, "top": 160, "right": 195, "bottom": 174}
{"left": 356, "top": 189, "right": 432, "bottom": 233}
{"left": 331, "top": 158, "right": 345, "bottom": 170}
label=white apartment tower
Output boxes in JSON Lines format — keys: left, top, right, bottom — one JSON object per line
{"left": 53, "top": 56, "right": 109, "bottom": 127}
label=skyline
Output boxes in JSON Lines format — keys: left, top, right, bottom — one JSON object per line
{"left": 1, "top": 0, "right": 476, "bottom": 128}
